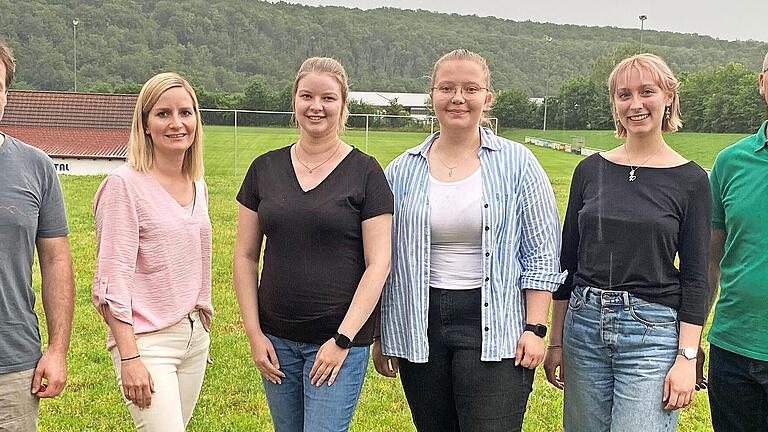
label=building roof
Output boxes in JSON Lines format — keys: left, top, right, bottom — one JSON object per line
{"left": 0, "top": 90, "right": 135, "bottom": 159}
{"left": 349, "top": 91, "right": 430, "bottom": 108}
{"left": 0, "top": 126, "right": 129, "bottom": 158}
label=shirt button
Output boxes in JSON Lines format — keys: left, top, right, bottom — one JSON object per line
{"left": 485, "top": 252, "right": 490, "bottom": 257}
{"left": 484, "top": 303, "right": 489, "bottom": 307}
{"left": 485, "top": 277, "right": 489, "bottom": 281}
{"left": 484, "top": 203, "right": 489, "bottom": 208}
{"left": 484, "top": 327, "right": 489, "bottom": 331}
{"left": 484, "top": 226, "right": 490, "bottom": 231}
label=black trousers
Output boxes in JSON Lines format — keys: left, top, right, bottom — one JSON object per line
{"left": 399, "top": 288, "right": 534, "bottom": 432}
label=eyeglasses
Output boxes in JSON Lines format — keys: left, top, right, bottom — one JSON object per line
{"left": 432, "top": 84, "right": 489, "bottom": 96}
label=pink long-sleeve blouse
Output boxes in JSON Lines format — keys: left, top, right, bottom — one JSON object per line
{"left": 92, "top": 164, "right": 213, "bottom": 348}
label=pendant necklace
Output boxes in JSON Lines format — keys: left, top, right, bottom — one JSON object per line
{"left": 294, "top": 139, "right": 341, "bottom": 173}
{"left": 433, "top": 141, "right": 480, "bottom": 178}
{"left": 624, "top": 143, "right": 664, "bottom": 182}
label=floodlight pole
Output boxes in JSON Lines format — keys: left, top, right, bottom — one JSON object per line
{"left": 639, "top": 15, "right": 647, "bottom": 51}
{"left": 543, "top": 36, "right": 553, "bottom": 131}
{"left": 73, "top": 19, "right": 79, "bottom": 91}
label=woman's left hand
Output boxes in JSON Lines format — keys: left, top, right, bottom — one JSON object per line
{"left": 515, "top": 332, "right": 546, "bottom": 369}
{"left": 310, "top": 339, "right": 350, "bottom": 386}
{"left": 663, "top": 357, "right": 696, "bottom": 410}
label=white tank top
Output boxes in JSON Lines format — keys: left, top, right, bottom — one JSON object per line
{"left": 429, "top": 168, "right": 483, "bottom": 290}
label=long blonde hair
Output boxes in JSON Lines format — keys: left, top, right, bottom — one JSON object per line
{"left": 127, "top": 72, "right": 204, "bottom": 180}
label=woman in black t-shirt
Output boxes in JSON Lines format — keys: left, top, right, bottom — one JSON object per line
{"left": 543, "top": 54, "right": 710, "bottom": 431}
{"left": 233, "top": 57, "right": 393, "bottom": 432}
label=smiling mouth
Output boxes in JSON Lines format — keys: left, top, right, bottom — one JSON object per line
{"left": 166, "top": 133, "right": 187, "bottom": 138}
{"left": 628, "top": 114, "right": 649, "bottom": 121}
{"left": 307, "top": 115, "right": 325, "bottom": 120}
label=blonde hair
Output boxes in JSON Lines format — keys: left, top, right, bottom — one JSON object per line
{"left": 0, "top": 39, "right": 16, "bottom": 91}
{"left": 430, "top": 49, "right": 494, "bottom": 127}
{"left": 127, "top": 72, "right": 204, "bottom": 180}
{"left": 762, "top": 51, "right": 768, "bottom": 72}
{"left": 291, "top": 57, "right": 350, "bottom": 134}
{"left": 608, "top": 53, "right": 682, "bottom": 138}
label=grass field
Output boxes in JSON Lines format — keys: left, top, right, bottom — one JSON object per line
{"left": 34, "top": 125, "right": 747, "bottom": 431}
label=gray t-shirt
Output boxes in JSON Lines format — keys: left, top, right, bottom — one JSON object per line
{"left": 0, "top": 133, "right": 69, "bottom": 374}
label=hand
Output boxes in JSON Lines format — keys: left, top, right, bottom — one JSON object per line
{"left": 310, "top": 339, "right": 350, "bottom": 386}
{"left": 31, "top": 350, "right": 67, "bottom": 398}
{"left": 372, "top": 339, "right": 399, "bottom": 378}
{"left": 543, "top": 346, "right": 565, "bottom": 389}
{"left": 515, "top": 331, "right": 545, "bottom": 369}
{"left": 695, "top": 345, "right": 708, "bottom": 391}
{"left": 120, "top": 358, "right": 155, "bottom": 409}
{"left": 249, "top": 333, "right": 285, "bottom": 384}
{"left": 663, "top": 357, "right": 696, "bottom": 410}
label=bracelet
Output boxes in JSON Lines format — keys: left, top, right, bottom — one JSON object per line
{"left": 547, "top": 345, "right": 562, "bottom": 349}
{"left": 120, "top": 354, "right": 141, "bottom": 362}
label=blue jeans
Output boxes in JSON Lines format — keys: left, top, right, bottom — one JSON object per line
{"left": 708, "top": 344, "right": 768, "bottom": 431}
{"left": 262, "top": 333, "right": 369, "bottom": 432}
{"left": 562, "top": 286, "right": 680, "bottom": 432}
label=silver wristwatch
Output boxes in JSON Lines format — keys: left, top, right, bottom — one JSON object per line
{"left": 677, "top": 347, "right": 697, "bottom": 360}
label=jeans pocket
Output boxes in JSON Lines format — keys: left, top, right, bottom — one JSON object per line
{"left": 568, "top": 292, "right": 584, "bottom": 311}
{"left": 629, "top": 302, "right": 677, "bottom": 326}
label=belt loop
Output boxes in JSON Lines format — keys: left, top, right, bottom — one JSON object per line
{"left": 582, "top": 286, "right": 592, "bottom": 303}
{"left": 621, "top": 291, "right": 630, "bottom": 306}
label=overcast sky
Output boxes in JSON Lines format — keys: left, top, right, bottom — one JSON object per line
{"left": 273, "top": 0, "right": 767, "bottom": 43}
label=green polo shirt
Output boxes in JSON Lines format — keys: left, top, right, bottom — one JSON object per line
{"left": 709, "top": 120, "right": 768, "bottom": 361}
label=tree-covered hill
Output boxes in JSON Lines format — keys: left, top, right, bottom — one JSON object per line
{"left": 1, "top": 0, "right": 766, "bottom": 96}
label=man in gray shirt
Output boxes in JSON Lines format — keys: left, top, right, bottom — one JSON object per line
{"left": 0, "top": 39, "right": 74, "bottom": 431}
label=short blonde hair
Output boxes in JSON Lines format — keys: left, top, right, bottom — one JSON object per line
{"left": 0, "top": 39, "right": 16, "bottom": 91}
{"left": 127, "top": 72, "right": 204, "bottom": 180}
{"left": 291, "top": 57, "right": 349, "bottom": 134}
{"left": 430, "top": 49, "right": 495, "bottom": 127}
{"left": 608, "top": 53, "right": 682, "bottom": 138}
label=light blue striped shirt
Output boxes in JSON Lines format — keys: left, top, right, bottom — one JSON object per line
{"left": 381, "top": 127, "right": 566, "bottom": 362}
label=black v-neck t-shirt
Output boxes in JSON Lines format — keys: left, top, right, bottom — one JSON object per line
{"left": 237, "top": 145, "right": 394, "bottom": 345}
{"left": 553, "top": 153, "right": 711, "bottom": 325}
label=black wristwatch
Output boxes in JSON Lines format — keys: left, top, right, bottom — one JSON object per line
{"left": 524, "top": 323, "right": 548, "bottom": 338}
{"left": 333, "top": 332, "right": 353, "bottom": 349}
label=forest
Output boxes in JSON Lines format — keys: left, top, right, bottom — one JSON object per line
{"left": 1, "top": 0, "right": 766, "bottom": 132}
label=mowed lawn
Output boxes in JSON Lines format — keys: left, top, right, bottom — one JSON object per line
{"left": 34, "top": 125, "right": 746, "bottom": 431}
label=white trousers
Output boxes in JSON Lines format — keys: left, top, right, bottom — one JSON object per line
{"left": 110, "top": 310, "right": 210, "bottom": 432}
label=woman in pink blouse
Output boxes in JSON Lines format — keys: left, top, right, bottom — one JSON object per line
{"left": 92, "top": 72, "right": 212, "bottom": 431}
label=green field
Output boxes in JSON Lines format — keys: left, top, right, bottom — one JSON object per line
{"left": 35, "top": 125, "right": 746, "bottom": 431}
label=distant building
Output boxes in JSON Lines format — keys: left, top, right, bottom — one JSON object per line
{"left": 349, "top": 91, "right": 431, "bottom": 118}
{"left": 0, "top": 90, "right": 136, "bottom": 175}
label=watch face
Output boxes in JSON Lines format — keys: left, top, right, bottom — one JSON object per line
{"left": 681, "top": 347, "right": 696, "bottom": 360}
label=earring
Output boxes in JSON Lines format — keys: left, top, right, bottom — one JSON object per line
{"left": 665, "top": 106, "right": 671, "bottom": 120}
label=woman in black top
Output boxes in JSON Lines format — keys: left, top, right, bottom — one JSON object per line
{"left": 233, "top": 57, "right": 393, "bottom": 432}
{"left": 544, "top": 54, "right": 710, "bottom": 431}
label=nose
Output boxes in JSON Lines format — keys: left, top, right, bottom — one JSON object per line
{"left": 310, "top": 96, "right": 324, "bottom": 111}
{"left": 168, "top": 113, "right": 184, "bottom": 128}
{"left": 629, "top": 94, "right": 643, "bottom": 110}
{"left": 451, "top": 88, "right": 466, "bottom": 103}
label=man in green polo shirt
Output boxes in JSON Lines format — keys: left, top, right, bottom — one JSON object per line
{"left": 707, "top": 51, "right": 768, "bottom": 432}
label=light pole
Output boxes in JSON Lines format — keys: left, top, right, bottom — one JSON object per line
{"left": 542, "top": 36, "right": 553, "bottom": 131}
{"left": 73, "top": 19, "right": 79, "bottom": 92}
{"left": 639, "top": 15, "right": 647, "bottom": 51}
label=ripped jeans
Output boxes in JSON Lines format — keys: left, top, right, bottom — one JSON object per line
{"left": 562, "top": 286, "right": 680, "bottom": 432}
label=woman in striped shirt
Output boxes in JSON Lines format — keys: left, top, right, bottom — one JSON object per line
{"left": 373, "top": 49, "right": 565, "bottom": 432}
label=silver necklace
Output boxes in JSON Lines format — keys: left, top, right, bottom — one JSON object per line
{"left": 294, "top": 139, "right": 341, "bottom": 173}
{"left": 432, "top": 142, "right": 480, "bottom": 177}
{"left": 624, "top": 143, "right": 664, "bottom": 182}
